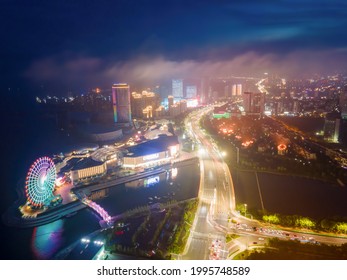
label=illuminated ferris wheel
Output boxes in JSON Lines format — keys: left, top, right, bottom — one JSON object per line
{"left": 25, "top": 157, "right": 57, "bottom": 207}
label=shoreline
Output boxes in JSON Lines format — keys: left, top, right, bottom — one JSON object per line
{"left": 2, "top": 157, "right": 199, "bottom": 229}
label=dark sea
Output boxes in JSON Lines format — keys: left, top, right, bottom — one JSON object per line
{"left": 1, "top": 95, "right": 86, "bottom": 259}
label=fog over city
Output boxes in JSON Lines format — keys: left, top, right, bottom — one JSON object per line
{"left": 2, "top": 0, "right": 347, "bottom": 91}
{"left": 24, "top": 49, "right": 347, "bottom": 89}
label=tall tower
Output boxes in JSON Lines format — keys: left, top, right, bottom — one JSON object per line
{"left": 236, "top": 84, "right": 243, "bottom": 96}
{"left": 242, "top": 92, "right": 265, "bottom": 117}
{"left": 112, "top": 83, "right": 132, "bottom": 124}
{"left": 232, "top": 84, "right": 242, "bottom": 97}
{"left": 340, "top": 85, "right": 347, "bottom": 120}
{"left": 324, "top": 112, "right": 340, "bottom": 143}
{"left": 172, "top": 79, "right": 183, "bottom": 98}
{"left": 232, "top": 84, "right": 237, "bottom": 96}
{"left": 186, "top": 85, "right": 197, "bottom": 99}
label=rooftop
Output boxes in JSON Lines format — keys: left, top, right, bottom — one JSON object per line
{"left": 125, "top": 135, "right": 179, "bottom": 157}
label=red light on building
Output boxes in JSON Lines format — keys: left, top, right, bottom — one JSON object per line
{"left": 277, "top": 144, "right": 287, "bottom": 151}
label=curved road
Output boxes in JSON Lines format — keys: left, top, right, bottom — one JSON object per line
{"left": 182, "top": 105, "right": 347, "bottom": 260}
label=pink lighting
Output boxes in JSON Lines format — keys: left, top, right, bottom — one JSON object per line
{"left": 83, "top": 198, "right": 111, "bottom": 223}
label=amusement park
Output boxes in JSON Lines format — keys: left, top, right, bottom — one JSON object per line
{"left": 3, "top": 131, "right": 182, "bottom": 230}
{"left": 10, "top": 154, "right": 112, "bottom": 228}
{"left": 2, "top": 123, "right": 201, "bottom": 260}
{"left": 21, "top": 157, "right": 62, "bottom": 216}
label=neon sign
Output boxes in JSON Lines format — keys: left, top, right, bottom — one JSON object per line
{"left": 143, "top": 153, "right": 159, "bottom": 161}
{"left": 145, "top": 176, "right": 160, "bottom": 187}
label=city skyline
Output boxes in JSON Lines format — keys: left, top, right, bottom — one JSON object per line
{"left": 3, "top": 0, "right": 347, "bottom": 264}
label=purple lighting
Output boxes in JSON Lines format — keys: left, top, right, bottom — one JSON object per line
{"left": 82, "top": 198, "right": 111, "bottom": 223}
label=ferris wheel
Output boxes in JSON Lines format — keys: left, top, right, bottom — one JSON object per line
{"left": 25, "top": 157, "right": 57, "bottom": 207}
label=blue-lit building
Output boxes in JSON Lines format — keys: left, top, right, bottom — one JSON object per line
{"left": 172, "top": 79, "right": 183, "bottom": 98}
{"left": 112, "top": 83, "right": 132, "bottom": 125}
{"left": 123, "top": 135, "right": 179, "bottom": 168}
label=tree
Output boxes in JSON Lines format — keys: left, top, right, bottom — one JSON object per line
{"left": 336, "top": 223, "right": 347, "bottom": 233}
{"left": 263, "top": 214, "right": 280, "bottom": 224}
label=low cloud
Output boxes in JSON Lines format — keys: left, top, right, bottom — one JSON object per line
{"left": 24, "top": 49, "right": 347, "bottom": 91}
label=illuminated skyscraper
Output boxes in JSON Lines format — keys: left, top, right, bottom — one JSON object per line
{"left": 131, "top": 91, "right": 160, "bottom": 118}
{"left": 172, "top": 79, "right": 183, "bottom": 98}
{"left": 232, "top": 84, "right": 242, "bottom": 96}
{"left": 186, "top": 85, "right": 197, "bottom": 98}
{"left": 324, "top": 113, "right": 340, "bottom": 143}
{"left": 340, "top": 85, "right": 347, "bottom": 120}
{"left": 232, "top": 84, "right": 237, "bottom": 96}
{"left": 112, "top": 83, "right": 132, "bottom": 124}
{"left": 242, "top": 92, "right": 265, "bottom": 117}
{"left": 237, "top": 84, "right": 242, "bottom": 96}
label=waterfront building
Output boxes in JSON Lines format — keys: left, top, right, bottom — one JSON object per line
{"left": 123, "top": 135, "right": 180, "bottom": 169}
{"left": 112, "top": 83, "right": 132, "bottom": 124}
{"left": 79, "top": 124, "right": 123, "bottom": 142}
{"left": 69, "top": 158, "right": 107, "bottom": 182}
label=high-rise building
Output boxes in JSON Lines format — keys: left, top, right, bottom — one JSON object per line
{"left": 242, "top": 92, "right": 265, "bottom": 117}
{"left": 324, "top": 113, "right": 340, "bottom": 143}
{"left": 237, "top": 84, "right": 242, "bottom": 96}
{"left": 131, "top": 92, "right": 143, "bottom": 118}
{"left": 168, "top": 95, "right": 174, "bottom": 108}
{"left": 155, "top": 106, "right": 165, "bottom": 118}
{"left": 200, "top": 77, "right": 209, "bottom": 104}
{"left": 131, "top": 91, "right": 160, "bottom": 118}
{"left": 142, "top": 106, "right": 153, "bottom": 119}
{"left": 186, "top": 85, "right": 197, "bottom": 99}
{"left": 293, "top": 100, "right": 300, "bottom": 115}
{"left": 169, "top": 104, "right": 180, "bottom": 117}
{"left": 340, "top": 85, "right": 347, "bottom": 120}
{"left": 232, "top": 84, "right": 242, "bottom": 96}
{"left": 172, "top": 79, "right": 183, "bottom": 98}
{"left": 112, "top": 83, "right": 132, "bottom": 124}
{"left": 232, "top": 84, "right": 237, "bottom": 96}
{"left": 178, "top": 100, "right": 187, "bottom": 113}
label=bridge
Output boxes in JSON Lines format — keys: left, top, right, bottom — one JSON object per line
{"left": 81, "top": 197, "right": 112, "bottom": 225}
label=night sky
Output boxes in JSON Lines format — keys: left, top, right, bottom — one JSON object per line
{"left": 2, "top": 0, "right": 347, "bottom": 93}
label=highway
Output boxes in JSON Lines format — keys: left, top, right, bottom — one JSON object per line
{"left": 182, "top": 106, "right": 233, "bottom": 260}
{"left": 181, "top": 105, "right": 347, "bottom": 260}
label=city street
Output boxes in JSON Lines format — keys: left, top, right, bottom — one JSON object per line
{"left": 182, "top": 106, "right": 347, "bottom": 260}
{"left": 183, "top": 107, "right": 233, "bottom": 260}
